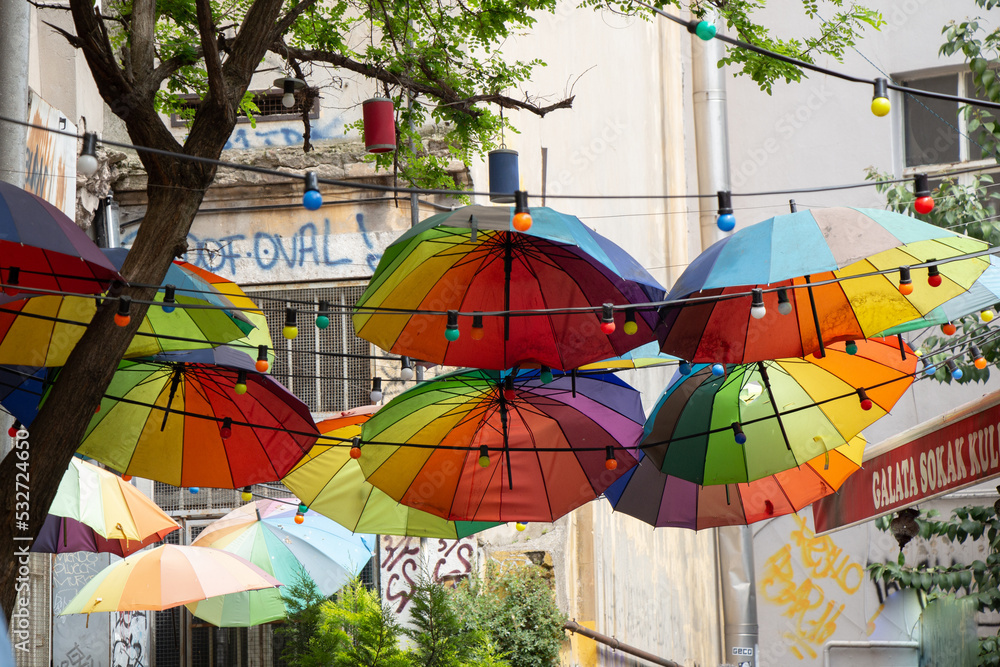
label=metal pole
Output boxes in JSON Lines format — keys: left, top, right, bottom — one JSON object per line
{"left": 563, "top": 620, "right": 684, "bottom": 667}
{"left": 692, "top": 11, "right": 732, "bottom": 249}
{"left": 717, "top": 526, "right": 760, "bottom": 666}
{"left": 0, "top": 0, "right": 30, "bottom": 189}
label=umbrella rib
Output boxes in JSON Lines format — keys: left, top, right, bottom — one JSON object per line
{"left": 511, "top": 401, "right": 557, "bottom": 522}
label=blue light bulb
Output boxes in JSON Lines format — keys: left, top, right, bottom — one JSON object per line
{"left": 678, "top": 362, "right": 692, "bottom": 376}
{"left": 717, "top": 214, "right": 736, "bottom": 232}
{"left": 711, "top": 363, "right": 725, "bottom": 376}
{"left": 303, "top": 189, "right": 322, "bottom": 210}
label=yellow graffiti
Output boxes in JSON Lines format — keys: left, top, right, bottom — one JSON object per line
{"left": 760, "top": 515, "right": 866, "bottom": 660}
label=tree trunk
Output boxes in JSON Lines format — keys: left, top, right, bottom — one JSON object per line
{"left": 0, "top": 162, "right": 214, "bottom": 617}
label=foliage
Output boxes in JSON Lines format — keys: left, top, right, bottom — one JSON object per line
{"left": 276, "top": 569, "right": 343, "bottom": 667}
{"left": 868, "top": 503, "right": 1000, "bottom": 666}
{"left": 323, "top": 580, "right": 411, "bottom": 667}
{"left": 453, "top": 563, "right": 566, "bottom": 667}
{"left": 406, "top": 576, "right": 481, "bottom": 667}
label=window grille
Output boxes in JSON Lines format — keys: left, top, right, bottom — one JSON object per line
{"left": 245, "top": 284, "right": 373, "bottom": 413}
{"left": 170, "top": 91, "right": 319, "bottom": 127}
{"left": 153, "top": 530, "right": 183, "bottom": 667}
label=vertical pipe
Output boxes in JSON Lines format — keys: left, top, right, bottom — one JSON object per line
{"left": 0, "top": 0, "right": 30, "bottom": 189}
{"left": 717, "top": 525, "right": 760, "bottom": 666}
{"left": 692, "top": 12, "right": 733, "bottom": 250}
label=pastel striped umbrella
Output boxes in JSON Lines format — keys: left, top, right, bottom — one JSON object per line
{"left": 358, "top": 369, "right": 644, "bottom": 523}
{"left": 658, "top": 207, "right": 989, "bottom": 364}
{"left": 642, "top": 338, "right": 915, "bottom": 485}
{"left": 283, "top": 407, "right": 500, "bottom": 538}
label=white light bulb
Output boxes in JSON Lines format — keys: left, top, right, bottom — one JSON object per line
{"left": 750, "top": 305, "right": 766, "bottom": 320}
{"left": 400, "top": 367, "right": 414, "bottom": 382}
{"left": 370, "top": 390, "right": 383, "bottom": 403}
{"left": 282, "top": 93, "right": 295, "bottom": 108}
{"left": 77, "top": 154, "right": 98, "bottom": 177}
{"left": 777, "top": 301, "right": 793, "bottom": 316}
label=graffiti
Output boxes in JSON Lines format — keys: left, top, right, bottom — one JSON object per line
{"left": 57, "top": 643, "right": 95, "bottom": 667}
{"left": 432, "top": 538, "right": 475, "bottom": 582}
{"left": 381, "top": 535, "right": 421, "bottom": 614}
{"left": 224, "top": 115, "right": 346, "bottom": 150}
{"left": 112, "top": 611, "right": 147, "bottom": 667}
{"left": 53, "top": 553, "right": 111, "bottom": 667}
{"left": 24, "top": 95, "right": 76, "bottom": 216}
{"left": 789, "top": 514, "right": 865, "bottom": 595}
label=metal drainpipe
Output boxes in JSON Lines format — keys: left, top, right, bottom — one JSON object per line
{"left": 0, "top": 0, "right": 29, "bottom": 190}
{"left": 692, "top": 11, "right": 733, "bottom": 250}
{"left": 692, "top": 12, "right": 759, "bottom": 665}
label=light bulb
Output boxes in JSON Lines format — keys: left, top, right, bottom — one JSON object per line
{"left": 694, "top": 20, "right": 717, "bottom": 40}
{"left": 942, "top": 322, "right": 957, "bottom": 336}
{"left": 189, "top": 487, "right": 200, "bottom": 494}
{"left": 316, "top": 300, "right": 331, "bottom": 329}
{"left": 77, "top": 132, "right": 99, "bottom": 177}
{"left": 711, "top": 363, "right": 725, "bottom": 377}
{"left": 913, "top": 173, "right": 934, "bottom": 214}
{"left": 512, "top": 190, "right": 532, "bottom": 231}
{"left": 256, "top": 345, "right": 270, "bottom": 373}
{"left": 115, "top": 295, "right": 132, "bottom": 327}
{"left": 370, "top": 377, "right": 383, "bottom": 403}
{"left": 515, "top": 522, "right": 527, "bottom": 531}
{"left": 283, "top": 92, "right": 295, "bottom": 108}
{"left": 983, "top": 310, "right": 995, "bottom": 323}
{"left": 283, "top": 308, "right": 298, "bottom": 339}
{"left": 716, "top": 191, "right": 735, "bottom": 231}
{"left": 915, "top": 197, "right": 934, "bottom": 215}
{"left": 605, "top": 446, "right": 618, "bottom": 471}
{"left": 749, "top": 288, "right": 766, "bottom": 319}
{"left": 241, "top": 486, "right": 252, "bottom": 502}
{"left": 478, "top": 445, "right": 490, "bottom": 468}
{"left": 845, "top": 340, "right": 858, "bottom": 355}
{"left": 294, "top": 512, "right": 305, "bottom": 524}
{"left": 871, "top": 78, "right": 890, "bottom": 117}
{"left": 540, "top": 366, "right": 554, "bottom": 384}
{"left": 858, "top": 388, "right": 873, "bottom": 411}
{"left": 162, "top": 285, "right": 176, "bottom": 313}
{"left": 600, "top": 304, "right": 615, "bottom": 335}
{"left": 445, "top": 310, "right": 460, "bottom": 341}
{"left": 777, "top": 288, "right": 793, "bottom": 315}
{"left": 623, "top": 309, "right": 638, "bottom": 335}
{"left": 401, "top": 366, "right": 414, "bottom": 382}
{"left": 898, "top": 266, "right": 913, "bottom": 295}
{"left": 122, "top": 475, "right": 132, "bottom": 482}
{"left": 678, "top": 362, "right": 692, "bottom": 376}
{"left": 471, "top": 313, "right": 484, "bottom": 341}
{"left": 948, "top": 359, "right": 963, "bottom": 380}
{"left": 220, "top": 417, "right": 233, "bottom": 440}
{"left": 303, "top": 172, "right": 322, "bottom": 210}
{"left": 732, "top": 422, "right": 746, "bottom": 445}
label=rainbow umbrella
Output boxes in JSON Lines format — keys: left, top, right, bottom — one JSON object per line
{"left": 0, "top": 181, "right": 121, "bottom": 303}
{"left": 357, "top": 369, "right": 643, "bottom": 523}
{"left": 642, "top": 338, "right": 915, "bottom": 485}
{"left": 59, "top": 545, "right": 280, "bottom": 614}
{"left": 185, "top": 499, "right": 374, "bottom": 626}
{"left": 31, "top": 458, "right": 178, "bottom": 556}
{"left": 0, "top": 249, "right": 253, "bottom": 366}
{"left": 605, "top": 435, "right": 865, "bottom": 529}
{"left": 283, "top": 407, "right": 500, "bottom": 538}
{"left": 76, "top": 346, "right": 317, "bottom": 488}
{"left": 578, "top": 341, "right": 679, "bottom": 371}
{"left": 353, "top": 205, "right": 664, "bottom": 371}
{"left": 658, "top": 207, "right": 989, "bottom": 364}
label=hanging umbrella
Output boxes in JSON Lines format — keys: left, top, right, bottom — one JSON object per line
{"left": 31, "top": 458, "right": 178, "bottom": 556}
{"left": 76, "top": 346, "right": 318, "bottom": 488}
{"left": 353, "top": 205, "right": 665, "bottom": 371}
{"left": 0, "top": 249, "right": 254, "bottom": 366}
{"left": 59, "top": 544, "right": 281, "bottom": 614}
{"left": 658, "top": 207, "right": 990, "bottom": 364}
{"left": 578, "top": 341, "right": 679, "bottom": 371}
{"left": 0, "top": 365, "right": 47, "bottom": 426}
{"left": 0, "top": 181, "right": 121, "bottom": 303}
{"left": 283, "top": 407, "right": 500, "bottom": 538}
{"left": 184, "top": 498, "right": 374, "bottom": 626}
{"left": 357, "top": 368, "right": 643, "bottom": 522}
{"left": 642, "top": 337, "right": 916, "bottom": 485}
{"left": 605, "top": 435, "right": 865, "bottom": 530}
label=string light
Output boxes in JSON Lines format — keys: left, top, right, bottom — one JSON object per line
{"left": 512, "top": 190, "right": 532, "bottom": 232}
{"left": 913, "top": 174, "right": 935, "bottom": 214}
{"left": 77, "top": 132, "right": 98, "bottom": 177}
{"left": 623, "top": 308, "right": 638, "bottom": 335}
{"left": 971, "top": 344, "right": 988, "bottom": 369}
{"left": 845, "top": 340, "right": 858, "bottom": 355}
{"left": 897, "top": 266, "right": 913, "bottom": 295}
{"left": 678, "top": 362, "right": 692, "bottom": 375}
{"left": 162, "top": 285, "right": 176, "bottom": 313}
{"left": 241, "top": 486, "right": 252, "bottom": 502}
{"left": 256, "top": 345, "right": 270, "bottom": 373}
{"left": 687, "top": 18, "right": 717, "bottom": 41}
{"left": 540, "top": 365, "right": 554, "bottom": 383}
{"left": 298, "top": 503, "right": 308, "bottom": 513}
{"left": 857, "top": 387, "right": 873, "bottom": 411}
{"left": 749, "top": 288, "right": 766, "bottom": 319}
{"left": 515, "top": 522, "right": 527, "bottom": 531}
{"left": 983, "top": 310, "right": 995, "bottom": 323}
{"left": 370, "top": 377, "right": 383, "bottom": 403}
{"left": 605, "top": 446, "right": 618, "bottom": 470}
{"left": 283, "top": 308, "right": 298, "bottom": 340}
{"left": 927, "top": 263, "right": 942, "bottom": 287}
{"left": 716, "top": 191, "right": 735, "bottom": 232}
{"left": 234, "top": 370, "right": 248, "bottom": 395}
{"left": 220, "top": 417, "right": 233, "bottom": 440}
{"left": 189, "top": 487, "right": 200, "bottom": 494}
{"left": 400, "top": 356, "right": 414, "bottom": 381}
{"left": 294, "top": 512, "right": 305, "bottom": 524}
{"left": 871, "top": 78, "right": 890, "bottom": 117}
{"left": 122, "top": 474, "right": 132, "bottom": 482}
{"left": 478, "top": 444, "right": 490, "bottom": 467}
{"left": 471, "top": 313, "right": 484, "bottom": 340}
{"left": 503, "top": 376, "right": 516, "bottom": 400}
{"left": 947, "top": 359, "right": 963, "bottom": 380}
{"left": 942, "top": 322, "right": 957, "bottom": 336}
{"left": 350, "top": 436, "right": 362, "bottom": 459}
{"left": 732, "top": 422, "right": 746, "bottom": 444}
{"left": 114, "top": 296, "right": 132, "bottom": 327}
{"left": 315, "top": 300, "right": 330, "bottom": 329}
{"left": 600, "top": 304, "right": 616, "bottom": 334}
{"left": 7, "top": 420, "right": 19, "bottom": 438}
{"left": 445, "top": 310, "right": 460, "bottom": 341}
{"left": 302, "top": 171, "right": 322, "bottom": 210}
{"left": 711, "top": 363, "right": 725, "bottom": 377}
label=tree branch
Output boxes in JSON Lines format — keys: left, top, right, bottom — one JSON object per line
{"left": 278, "top": 45, "right": 574, "bottom": 117}
{"left": 195, "top": 0, "right": 227, "bottom": 108}
{"left": 131, "top": 0, "right": 156, "bottom": 82}
{"left": 274, "top": 0, "right": 321, "bottom": 37}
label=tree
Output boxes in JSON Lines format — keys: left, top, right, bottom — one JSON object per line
{"left": 277, "top": 570, "right": 344, "bottom": 667}
{"left": 867, "top": 502, "right": 1000, "bottom": 666}
{"left": 406, "top": 577, "right": 480, "bottom": 667}
{"left": 0, "top": 0, "right": 880, "bottom": 614}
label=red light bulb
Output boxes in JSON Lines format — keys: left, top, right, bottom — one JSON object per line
{"left": 255, "top": 359, "right": 269, "bottom": 372}
{"left": 860, "top": 398, "right": 873, "bottom": 411}
{"left": 914, "top": 196, "right": 934, "bottom": 215}
{"left": 942, "top": 322, "right": 957, "bottom": 336}
{"left": 350, "top": 445, "right": 362, "bottom": 459}
{"left": 122, "top": 474, "right": 132, "bottom": 482}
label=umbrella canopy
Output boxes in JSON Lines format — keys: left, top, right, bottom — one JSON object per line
{"left": 0, "top": 181, "right": 121, "bottom": 303}
{"left": 283, "top": 407, "right": 500, "bottom": 538}
{"left": 0, "top": 249, "right": 253, "bottom": 366}
{"left": 358, "top": 369, "right": 643, "bottom": 522}
{"left": 642, "top": 338, "right": 916, "bottom": 485}
{"left": 605, "top": 435, "right": 865, "bottom": 530}
{"left": 185, "top": 499, "right": 375, "bottom": 626}
{"left": 76, "top": 346, "right": 318, "bottom": 488}
{"left": 353, "top": 205, "right": 665, "bottom": 370}
{"left": 59, "top": 545, "right": 281, "bottom": 614}
{"left": 658, "top": 207, "right": 990, "bottom": 364}
{"left": 578, "top": 341, "right": 679, "bottom": 371}
{"left": 0, "top": 365, "right": 46, "bottom": 426}
{"left": 31, "top": 458, "right": 178, "bottom": 556}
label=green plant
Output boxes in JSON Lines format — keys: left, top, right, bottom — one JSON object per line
{"left": 406, "top": 577, "right": 480, "bottom": 667}
{"left": 869, "top": 503, "right": 1000, "bottom": 666}
{"left": 325, "top": 580, "right": 411, "bottom": 667}
{"left": 276, "top": 570, "right": 342, "bottom": 667}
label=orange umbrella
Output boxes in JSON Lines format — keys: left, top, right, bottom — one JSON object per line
{"left": 58, "top": 545, "right": 281, "bottom": 614}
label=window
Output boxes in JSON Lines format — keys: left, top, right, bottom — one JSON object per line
{"left": 902, "top": 71, "right": 996, "bottom": 169}
{"left": 170, "top": 89, "right": 319, "bottom": 127}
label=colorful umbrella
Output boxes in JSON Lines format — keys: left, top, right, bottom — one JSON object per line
{"left": 0, "top": 181, "right": 121, "bottom": 303}
{"left": 31, "top": 458, "right": 178, "bottom": 556}
{"left": 283, "top": 407, "right": 500, "bottom": 538}
{"left": 658, "top": 207, "right": 990, "bottom": 364}
{"left": 357, "top": 369, "right": 643, "bottom": 522}
{"left": 605, "top": 435, "right": 865, "bottom": 530}
{"left": 0, "top": 249, "right": 253, "bottom": 366}
{"left": 578, "top": 341, "right": 679, "bottom": 371}
{"left": 76, "top": 346, "right": 318, "bottom": 488}
{"left": 185, "top": 499, "right": 375, "bottom": 626}
{"left": 59, "top": 545, "right": 281, "bottom": 614}
{"left": 0, "top": 365, "right": 46, "bottom": 426}
{"left": 353, "top": 205, "right": 665, "bottom": 370}
{"left": 642, "top": 338, "right": 916, "bottom": 485}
